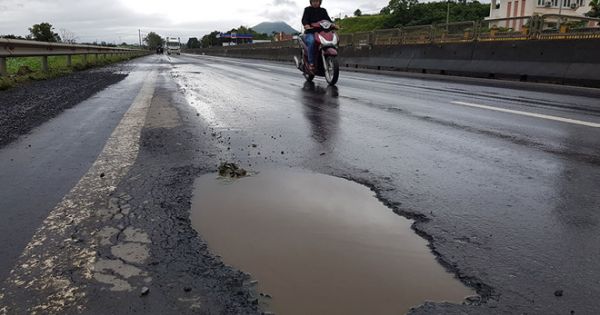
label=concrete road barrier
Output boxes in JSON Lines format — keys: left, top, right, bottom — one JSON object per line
{"left": 186, "top": 38, "right": 600, "bottom": 87}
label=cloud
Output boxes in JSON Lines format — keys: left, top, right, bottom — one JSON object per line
{"left": 272, "top": 0, "right": 297, "bottom": 5}
{"left": 358, "top": 2, "right": 386, "bottom": 13}
{"left": 0, "top": 0, "right": 391, "bottom": 43}
{"left": 260, "top": 0, "right": 302, "bottom": 26}
{"left": 260, "top": 8, "right": 300, "bottom": 26}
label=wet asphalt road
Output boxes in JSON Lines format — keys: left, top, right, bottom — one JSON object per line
{"left": 1, "top": 54, "right": 600, "bottom": 314}
{"left": 171, "top": 53, "right": 600, "bottom": 314}
{"left": 0, "top": 69, "right": 142, "bottom": 283}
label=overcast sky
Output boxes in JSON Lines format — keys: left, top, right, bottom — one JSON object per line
{"left": 0, "top": 0, "right": 390, "bottom": 44}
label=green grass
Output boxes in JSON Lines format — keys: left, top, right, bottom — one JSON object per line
{"left": 1, "top": 54, "right": 138, "bottom": 91}
{"left": 336, "top": 15, "right": 389, "bottom": 34}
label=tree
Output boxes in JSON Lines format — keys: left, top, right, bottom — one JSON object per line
{"left": 186, "top": 37, "right": 201, "bottom": 49}
{"left": 380, "top": 0, "right": 419, "bottom": 27}
{"left": 379, "top": 0, "right": 489, "bottom": 28}
{"left": 381, "top": 0, "right": 419, "bottom": 15}
{"left": 354, "top": 9, "right": 363, "bottom": 16}
{"left": 144, "top": 32, "right": 164, "bottom": 49}
{"left": 586, "top": 0, "right": 600, "bottom": 17}
{"left": 0, "top": 34, "right": 26, "bottom": 40}
{"left": 201, "top": 31, "right": 221, "bottom": 48}
{"left": 223, "top": 25, "right": 270, "bottom": 44}
{"left": 60, "top": 28, "right": 77, "bottom": 44}
{"left": 99, "top": 41, "right": 116, "bottom": 47}
{"left": 29, "top": 22, "right": 61, "bottom": 42}
{"left": 380, "top": 7, "right": 391, "bottom": 15}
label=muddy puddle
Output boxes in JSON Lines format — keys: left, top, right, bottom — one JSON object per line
{"left": 191, "top": 169, "right": 474, "bottom": 314}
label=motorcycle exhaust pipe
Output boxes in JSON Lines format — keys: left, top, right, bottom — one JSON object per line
{"left": 294, "top": 56, "right": 301, "bottom": 70}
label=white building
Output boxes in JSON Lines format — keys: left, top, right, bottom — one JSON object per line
{"left": 488, "top": 0, "right": 591, "bottom": 29}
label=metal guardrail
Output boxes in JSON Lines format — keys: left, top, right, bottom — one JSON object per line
{"left": 361, "top": 15, "right": 597, "bottom": 46}
{"left": 478, "top": 16, "right": 533, "bottom": 41}
{"left": 536, "top": 14, "right": 600, "bottom": 40}
{"left": 435, "top": 21, "right": 477, "bottom": 43}
{"left": 373, "top": 29, "right": 401, "bottom": 45}
{"left": 0, "top": 38, "right": 148, "bottom": 76}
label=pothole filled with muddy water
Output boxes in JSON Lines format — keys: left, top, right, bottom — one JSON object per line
{"left": 191, "top": 169, "right": 474, "bottom": 314}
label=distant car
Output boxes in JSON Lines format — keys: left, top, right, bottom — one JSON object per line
{"left": 156, "top": 47, "right": 164, "bottom": 54}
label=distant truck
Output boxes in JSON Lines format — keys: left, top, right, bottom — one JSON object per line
{"left": 166, "top": 37, "right": 181, "bottom": 55}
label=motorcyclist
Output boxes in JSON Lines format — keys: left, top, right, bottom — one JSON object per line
{"left": 302, "top": 0, "right": 333, "bottom": 73}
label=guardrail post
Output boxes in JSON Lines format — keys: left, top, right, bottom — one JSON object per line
{"left": 95, "top": 53, "right": 99, "bottom": 63}
{"left": 490, "top": 26, "right": 498, "bottom": 39}
{"left": 66, "top": 55, "right": 72, "bottom": 67}
{"left": 400, "top": 27, "right": 405, "bottom": 45}
{"left": 83, "top": 54, "right": 88, "bottom": 65}
{"left": 42, "top": 56, "right": 49, "bottom": 72}
{"left": 0, "top": 57, "right": 7, "bottom": 76}
{"left": 429, "top": 25, "right": 435, "bottom": 43}
{"left": 530, "top": 15, "right": 541, "bottom": 39}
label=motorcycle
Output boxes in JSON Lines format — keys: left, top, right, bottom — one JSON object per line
{"left": 294, "top": 20, "right": 340, "bottom": 86}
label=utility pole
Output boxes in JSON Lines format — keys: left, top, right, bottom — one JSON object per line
{"left": 446, "top": 0, "right": 451, "bottom": 31}
{"left": 139, "top": 29, "right": 142, "bottom": 47}
{"left": 558, "top": 0, "right": 564, "bottom": 16}
{"left": 558, "top": 0, "right": 564, "bottom": 30}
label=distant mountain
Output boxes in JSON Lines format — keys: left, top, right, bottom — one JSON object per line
{"left": 252, "top": 21, "right": 299, "bottom": 35}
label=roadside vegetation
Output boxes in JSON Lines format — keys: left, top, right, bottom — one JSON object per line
{"left": 0, "top": 22, "right": 153, "bottom": 91}
{"left": 336, "top": 15, "right": 388, "bottom": 33}
{"left": 0, "top": 54, "right": 135, "bottom": 91}
{"left": 337, "top": 0, "right": 490, "bottom": 33}
{"left": 587, "top": 0, "right": 600, "bottom": 17}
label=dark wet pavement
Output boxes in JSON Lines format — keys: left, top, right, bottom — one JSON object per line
{"left": 191, "top": 170, "right": 473, "bottom": 314}
{"left": 1, "top": 53, "right": 599, "bottom": 314}
{"left": 0, "top": 67, "right": 145, "bottom": 282}
{"left": 172, "top": 54, "right": 600, "bottom": 314}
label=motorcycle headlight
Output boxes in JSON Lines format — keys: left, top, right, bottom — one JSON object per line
{"left": 320, "top": 21, "right": 332, "bottom": 29}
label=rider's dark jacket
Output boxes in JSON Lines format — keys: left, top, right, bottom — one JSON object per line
{"left": 302, "top": 7, "right": 332, "bottom": 34}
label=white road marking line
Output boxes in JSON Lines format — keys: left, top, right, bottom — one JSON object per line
{"left": 0, "top": 71, "right": 158, "bottom": 314}
{"left": 451, "top": 101, "right": 600, "bottom": 128}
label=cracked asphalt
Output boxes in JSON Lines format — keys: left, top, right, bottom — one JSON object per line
{"left": 1, "top": 54, "right": 600, "bottom": 314}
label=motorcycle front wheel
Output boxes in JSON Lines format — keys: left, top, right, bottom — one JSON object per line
{"left": 324, "top": 55, "right": 339, "bottom": 86}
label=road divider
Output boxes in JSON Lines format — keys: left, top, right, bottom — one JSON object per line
{"left": 186, "top": 38, "right": 600, "bottom": 88}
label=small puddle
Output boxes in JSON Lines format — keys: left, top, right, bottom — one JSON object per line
{"left": 191, "top": 170, "right": 474, "bottom": 314}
